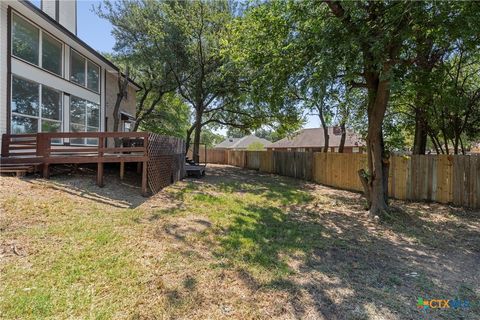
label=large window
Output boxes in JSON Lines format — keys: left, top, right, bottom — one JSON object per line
{"left": 70, "top": 96, "right": 100, "bottom": 145}
{"left": 87, "top": 61, "right": 100, "bottom": 92}
{"left": 42, "top": 33, "right": 62, "bottom": 75}
{"left": 11, "top": 76, "right": 62, "bottom": 135}
{"left": 70, "top": 49, "right": 100, "bottom": 93}
{"left": 12, "top": 14, "right": 39, "bottom": 65}
{"left": 11, "top": 14, "right": 62, "bottom": 76}
{"left": 41, "top": 86, "right": 62, "bottom": 132}
{"left": 70, "top": 50, "right": 85, "bottom": 86}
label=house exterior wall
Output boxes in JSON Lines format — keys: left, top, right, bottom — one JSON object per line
{"left": 1, "top": 1, "right": 137, "bottom": 149}
{"left": 58, "top": 0, "right": 76, "bottom": 35}
{"left": 105, "top": 71, "right": 137, "bottom": 132}
{"left": 40, "top": 0, "right": 56, "bottom": 20}
{"left": 42, "top": 0, "right": 77, "bottom": 35}
{"left": 0, "top": 2, "right": 8, "bottom": 137}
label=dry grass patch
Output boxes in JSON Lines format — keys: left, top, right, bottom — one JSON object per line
{"left": 1, "top": 165, "right": 479, "bottom": 319}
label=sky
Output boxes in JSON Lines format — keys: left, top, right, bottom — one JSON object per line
{"left": 32, "top": 0, "right": 319, "bottom": 131}
{"left": 76, "top": 0, "right": 116, "bottom": 54}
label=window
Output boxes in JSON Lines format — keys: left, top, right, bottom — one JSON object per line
{"left": 11, "top": 76, "right": 63, "bottom": 135}
{"left": 122, "top": 121, "right": 132, "bottom": 132}
{"left": 12, "top": 14, "right": 39, "bottom": 65}
{"left": 70, "top": 96, "right": 100, "bottom": 145}
{"left": 87, "top": 61, "right": 100, "bottom": 92}
{"left": 11, "top": 77, "right": 39, "bottom": 133}
{"left": 11, "top": 14, "right": 63, "bottom": 76}
{"left": 41, "top": 86, "right": 62, "bottom": 132}
{"left": 70, "top": 50, "right": 85, "bottom": 86}
{"left": 42, "top": 33, "right": 62, "bottom": 76}
{"left": 70, "top": 49, "right": 100, "bottom": 93}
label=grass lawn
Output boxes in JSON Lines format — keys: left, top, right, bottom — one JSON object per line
{"left": 1, "top": 164, "right": 479, "bottom": 319}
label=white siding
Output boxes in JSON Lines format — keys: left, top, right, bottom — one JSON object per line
{"left": 0, "top": 1, "right": 136, "bottom": 149}
{"left": 58, "top": 0, "right": 76, "bottom": 35}
{"left": 0, "top": 1, "right": 8, "bottom": 136}
{"left": 12, "top": 58, "right": 100, "bottom": 104}
{"left": 40, "top": 0, "right": 77, "bottom": 35}
{"left": 41, "top": 0, "right": 56, "bottom": 20}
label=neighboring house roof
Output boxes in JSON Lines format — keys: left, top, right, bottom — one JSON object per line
{"left": 268, "top": 127, "right": 365, "bottom": 149}
{"left": 215, "top": 137, "right": 241, "bottom": 149}
{"left": 21, "top": 0, "right": 141, "bottom": 91}
{"left": 215, "top": 135, "right": 272, "bottom": 149}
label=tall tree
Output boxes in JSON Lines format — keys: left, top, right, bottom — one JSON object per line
{"left": 324, "top": 1, "right": 418, "bottom": 215}
{"left": 96, "top": 0, "right": 179, "bottom": 132}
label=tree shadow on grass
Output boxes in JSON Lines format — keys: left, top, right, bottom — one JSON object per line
{"left": 144, "top": 165, "right": 479, "bottom": 318}
{"left": 212, "top": 200, "right": 480, "bottom": 319}
{"left": 24, "top": 165, "right": 150, "bottom": 209}
{"left": 206, "top": 167, "right": 315, "bottom": 206}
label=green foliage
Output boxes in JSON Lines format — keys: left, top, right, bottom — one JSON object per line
{"left": 254, "top": 128, "right": 283, "bottom": 142}
{"left": 226, "top": 127, "right": 248, "bottom": 139}
{"left": 246, "top": 141, "right": 265, "bottom": 151}
{"left": 139, "top": 93, "right": 190, "bottom": 138}
{"left": 99, "top": 0, "right": 480, "bottom": 157}
{"left": 200, "top": 129, "right": 225, "bottom": 148}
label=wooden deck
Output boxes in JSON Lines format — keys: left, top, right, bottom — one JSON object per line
{"left": 1, "top": 132, "right": 150, "bottom": 196}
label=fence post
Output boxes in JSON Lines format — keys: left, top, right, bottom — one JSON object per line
{"left": 141, "top": 133, "right": 149, "bottom": 196}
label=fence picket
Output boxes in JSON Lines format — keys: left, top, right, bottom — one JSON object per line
{"left": 197, "top": 149, "right": 479, "bottom": 208}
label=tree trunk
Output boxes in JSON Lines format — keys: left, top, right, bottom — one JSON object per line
{"left": 442, "top": 130, "right": 450, "bottom": 155}
{"left": 366, "top": 122, "right": 389, "bottom": 216}
{"left": 113, "top": 70, "right": 130, "bottom": 133}
{"left": 413, "top": 106, "right": 428, "bottom": 154}
{"left": 360, "top": 69, "right": 391, "bottom": 217}
{"left": 338, "top": 121, "right": 346, "bottom": 153}
{"left": 433, "top": 134, "right": 444, "bottom": 154}
{"left": 192, "top": 109, "right": 203, "bottom": 164}
{"left": 112, "top": 70, "right": 129, "bottom": 147}
{"left": 112, "top": 93, "right": 124, "bottom": 147}
{"left": 429, "top": 132, "right": 440, "bottom": 154}
{"left": 185, "top": 124, "right": 195, "bottom": 154}
{"left": 318, "top": 106, "right": 329, "bottom": 153}
{"left": 133, "top": 94, "right": 164, "bottom": 132}
{"left": 453, "top": 137, "right": 459, "bottom": 155}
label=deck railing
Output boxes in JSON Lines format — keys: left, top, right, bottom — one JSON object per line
{"left": 2, "top": 132, "right": 150, "bottom": 195}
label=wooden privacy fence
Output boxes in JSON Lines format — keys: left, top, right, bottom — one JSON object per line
{"left": 186, "top": 148, "right": 227, "bottom": 164}
{"left": 201, "top": 149, "right": 480, "bottom": 209}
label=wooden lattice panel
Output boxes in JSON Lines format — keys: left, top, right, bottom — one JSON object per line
{"left": 147, "top": 133, "right": 185, "bottom": 194}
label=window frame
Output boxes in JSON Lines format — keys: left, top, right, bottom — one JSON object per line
{"left": 70, "top": 48, "right": 100, "bottom": 93}
{"left": 11, "top": 12, "right": 64, "bottom": 77}
{"left": 10, "top": 74, "right": 63, "bottom": 137}
{"left": 41, "top": 31, "right": 64, "bottom": 76}
{"left": 69, "top": 95, "right": 100, "bottom": 146}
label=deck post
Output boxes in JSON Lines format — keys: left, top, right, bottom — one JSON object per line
{"left": 136, "top": 162, "right": 141, "bottom": 174}
{"left": 42, "top": 164, "right": 49, "bottom": 179}
{"left": 141, "top": 161, "right": 148, "bottom": 196}
{"left": 97, "top": 136, "right": 105, "bottom": 187}
{"left": 97, "top": 162, "right": 104, "bottom": 187}
{"left": 1, "top": 134, "right": 10, "bottom": 157}
{"left": 120, "top": 161, "right": 125, "bottom": 180}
